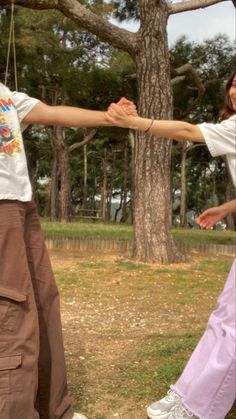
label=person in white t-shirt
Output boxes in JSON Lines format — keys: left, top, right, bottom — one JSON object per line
{"left": 0, "top": 84, "right": 136, "bottom": 419}
{"left": 107, "top": 70, "right": 236, "bottom": 419}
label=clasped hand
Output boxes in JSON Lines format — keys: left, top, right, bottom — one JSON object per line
{"left": 107, "top": 97, "right": 138, "bottom": 128}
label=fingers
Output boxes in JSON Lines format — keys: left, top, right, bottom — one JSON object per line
{"left": 196, "top": 209, "right": 218, "bottom": 229}
{"left": 196, "top": 214, "right": 206, "bottom": 224}
{"left": 108, "top": 103, "right": 126, "bottom": 115}
{"left": 196, "top": 211, "right": 211, "bottom": 229}
{"left": 116, "top": 97, "right": 138, "bottom": 116}
{"left": 197, "top": 219, "right": 213, "bottom": 229}
{"left": 117, "top": 97, "right": 129, "bottom": 106}
{"left": 117, "top": 97, "right": 133, "bottom": 106}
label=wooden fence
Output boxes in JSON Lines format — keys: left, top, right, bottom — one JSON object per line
{"left": 45, "top": 236, "right": 236, "bottom": 257}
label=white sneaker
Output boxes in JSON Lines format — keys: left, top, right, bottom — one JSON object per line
{"left": 169, "top": 403, "right": 198, "bottom": 418}
{"left": 72, "top": 413, "right": 88, "bottom": 419}
{"left": 147, "top": 389, "right": 181, "bottom": 418}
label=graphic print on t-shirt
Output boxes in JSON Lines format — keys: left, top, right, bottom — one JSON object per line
{"left": 0, "top": 96, "right": 21, "bottom": 155}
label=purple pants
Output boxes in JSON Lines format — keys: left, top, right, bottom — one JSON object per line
{"left": 172, "top": 258, "right": 236, "bottom": 419}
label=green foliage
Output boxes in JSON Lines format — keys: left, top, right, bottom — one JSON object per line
{"left": 171, "top": 34, "right": 235, "bottom": 122}
{"left": 110, "top": 0, "right": 139, "bottom": 21}
{"left": 1, "top": 7, "right": 234, "bottom": 223}
{"left": 0, "top": 6, "right": 135, "bottom": 220}
{"left": 170, "top": 34, "right": 236, "bottom": 216}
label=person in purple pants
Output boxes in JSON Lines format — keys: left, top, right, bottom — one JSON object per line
{"left": 106, "top": 70, "right": 236, "bottom": 419}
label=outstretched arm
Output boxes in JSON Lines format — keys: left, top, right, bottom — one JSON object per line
{"left": 23, "top": 98, "right": 137, "bottom": 129}
{"left": 107, "top": 101, "right": 205, "bottom": 143}
{"left": 23, "top": 102, "right": 111, "bottom": 128}
{"left": 196, "top": 200, "right": 236, "bottom": 229}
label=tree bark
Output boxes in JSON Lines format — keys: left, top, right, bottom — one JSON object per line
{"left": 180, "top": 142, "right": 188, "bottom": 228}
{"left": 54, "top": 126, "right": 72, "bottom": 223}
{"left": 114, "top": 191, "right": 123, "bottom": 222}
{"left": 49, "top": 127, "right": 60, "bottom": 221}
{"left": 107, "top": 149, "right": 116, "bottom": 221}
{"left": 82, "top": 143, "right": 88, "bottom": 210}
{"left": 169, "top": 0, "right": 224, "bottom": 14}
{"left": 121, "top": 141, "right": 129, "bottom": 222}
{"left": 31, "top": 160, "right": 40, "bottom": 209}
{"left": 225, "top": 173, "right": 236, "bottom": 231}
{"left": 133, "top": 0, "right": 184, "bottom": 262}
{"left": 129, "top": 131, "right": 135, "bottom": 225}
{"left": 100, "top": 148, "right": 108, "bottom": 220}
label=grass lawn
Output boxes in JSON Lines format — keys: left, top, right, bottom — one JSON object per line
{"left": 41, "top": 219, "right": 236, "bottom": 245}
{"left": 50, "top": 249, "right": 236, "bottom": 418}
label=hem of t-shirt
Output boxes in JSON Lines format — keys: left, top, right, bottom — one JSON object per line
{"left": 197, "top": 124, "right": 219, "bottom": 157}
{"left": 0, "top": 195, "right": 32, "bottom": 202}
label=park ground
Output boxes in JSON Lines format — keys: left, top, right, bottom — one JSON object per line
{"left": 50, "top": 249, "right": 236, "bottom": 419}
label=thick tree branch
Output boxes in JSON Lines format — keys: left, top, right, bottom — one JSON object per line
{"left": 173, "top": 64, "right": 205, "bottom": 95}
{"left": 0, "top": 0, "right": 137, "bottom": 55}
{"left": 171, "top": 75, "right": 186, "bottom": 85}
{"left": 171, "top": 64, "right": 206, "bottom": 117}
{"left": 69, "top": 129, "right": 97, "bottom": 153}
{"left": 169, "top": 0, "right": 225, "bottom": 15}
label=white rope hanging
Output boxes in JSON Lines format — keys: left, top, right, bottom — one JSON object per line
{"left": 5, "top": 0, "right": 18, "bottom": 91}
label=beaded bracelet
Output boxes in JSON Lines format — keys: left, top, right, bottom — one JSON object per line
{"left": 144, "top": 119, "right": 154, "bottom": 133}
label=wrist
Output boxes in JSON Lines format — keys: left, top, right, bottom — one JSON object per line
{"left": 104, "top": 111, "right": 112, "bottom": 126}
{"left": 126, "top": 116, "right": 140, "bottom": 130}
{"left": 228, "top": 199, "right": 236, "bottom": 215}
{"left": 220, "top": 203, "right": 230, "bottom": 218}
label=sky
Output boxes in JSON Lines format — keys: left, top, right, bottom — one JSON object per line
{"left": 111, "top": 1, "right": 236, "bottom": 46}
{"left": 167, "top": 1, "right": 235, "bottom": 46}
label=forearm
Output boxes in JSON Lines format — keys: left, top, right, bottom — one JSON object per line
{"left": 129, "top": 117, "right": 205, "bottom": 142}
{"left": 24, "top": 103, "right": 110, "bottom": 128}
{"left": 107, "top": 104, "right": 205, "bottom": 142}
{"left": 219, "top": 200, "right": 236, "bottom": 218}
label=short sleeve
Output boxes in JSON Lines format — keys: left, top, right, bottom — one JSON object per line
{"left": 197, "top": 116, "right": 236, "bottom": 158}
{"left": 12, "top": 91, "right": 40, "bottom": 131}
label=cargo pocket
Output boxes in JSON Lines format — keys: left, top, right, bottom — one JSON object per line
{"left": 0, "top": 353, "right": 22, "bottom": 394}
{"left": 0, "top": 286, "right": 27, "bottom": 333}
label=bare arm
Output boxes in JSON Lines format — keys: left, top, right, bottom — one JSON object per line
{"left": 130, "top": 118, "right": 204, "bottom": 142}
{"left": 23, "top": 102, "right": 110, "bottom": 128}
{"left": 107, "top": 103, "right": 205, "bottom": 143}
{"left": 197, "top": 200, "right": 236, "bottom": 229}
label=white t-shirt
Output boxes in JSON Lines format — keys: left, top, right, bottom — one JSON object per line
{"left": 0, "top": 83, "right": 39, "bottom": 201}
{"left": 198, "top": 115, "right": 236, "bottom": 186}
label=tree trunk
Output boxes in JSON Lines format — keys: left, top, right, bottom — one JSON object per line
{"left": 82, "top": 143, "right": 88, "bottom": 210}
{"left": 114, "top": 190, "right": 123, "bottom": 222}
{"left": 55, "top": 127, "right": 72, "bottom": 223}
{"left": 49, "top": 128, "right": 60, "bottom": 221}
{"left": 129, "top": 131, "right": 135, "bottom": 225}
{"left": 120, "top": 141, "right": 129, "bottom": 222}
{"left": 180, "top": 142, "right": 187, "bottom": 227}
{"left": 107, "top": 149, "right": 116, "bottom": 221}
{"left": 100, "top": 148, "right": 108, "bottom": 220}
{"left": 31, "top": 160, "right": 40, "bottom": 209}
{"left": 133, "top": 1, "right": 184, "bottom": 262}
{"left": 225, "top": 174, "right": 236, "bottom": 231}
{"left": 60, "top": 147, "right": 71, "bottom": 223}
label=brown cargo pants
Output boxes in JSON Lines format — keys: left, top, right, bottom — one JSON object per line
{"left": 0, "top": 200, "right": 74, "bottom": 419}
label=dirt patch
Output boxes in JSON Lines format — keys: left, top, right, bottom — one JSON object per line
{"left": 49, "top": 250, "right": 235, "bottom": 419}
